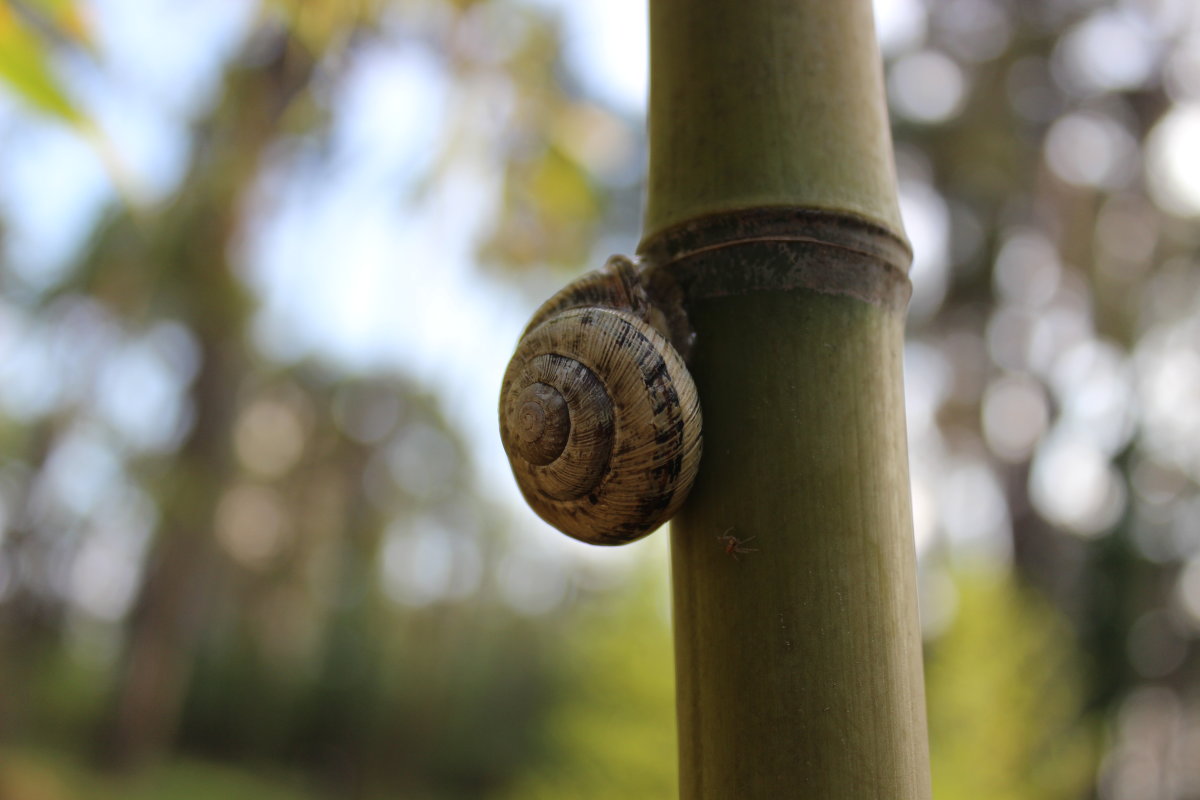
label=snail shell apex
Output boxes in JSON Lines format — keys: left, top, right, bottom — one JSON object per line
{"left": 499, "top": 257, "right": 702, "bottom": 545}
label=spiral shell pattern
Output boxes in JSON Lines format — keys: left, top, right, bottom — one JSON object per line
{"left": 499, "top": 262, "right": 702, "bottom": 545}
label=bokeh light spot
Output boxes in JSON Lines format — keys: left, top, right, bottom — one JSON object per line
{"left": 381, "top": 519, "right": 482, "bottom": 607}
{"left": 899, "top": 179, "right": 951, "bottom": 322}
{"left": 215, "top": 484, "right": 289, "bottom": 570}
{"left": 1055, "top": 10, "right": 1157, "bottom": 94}
{"left": 874, "top": 0, "right": 927, "bottom": 56}
{"left": 1029, "top": 431, "right": 1126, "bottom": 536}
{"left": 889, "top": 50, "right": 968, "bottom": 123}
{"left": 937, "top": 0, "right": 1011, "bottom": 63}
{"left": 235, "top": 396, "right": 309, "bottom": 479}
{"left": 938, "top": 458, "right": 1012, "bottom": 560}
{"left": 982, "top": 373, "right": 1050, "bottom": 462}
{"left": 1145, "top": 104, "right": 1200, "bottom": 217}
{"left": 1044, "top": 111, "right": 1137, "bottom": 189}
{"left": 993, "top": 229, "right": 1061, "bottom": 307}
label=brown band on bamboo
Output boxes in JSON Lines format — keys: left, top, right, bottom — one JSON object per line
{"left": 637, "top": 207, "right": 914, "bottom": 312}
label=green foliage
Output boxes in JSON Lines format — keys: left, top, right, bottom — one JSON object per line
{"left": 12, "top": 644, "right": 110, "bottom": 750}
{"left": 176, "top": 597, "right": 559, "bottom": 798}
{"left": 0, "top": 747, "right": 316, "bottom": 800}
{"left": 505, "top": 564, "right": 678, "bottom": 800}
{"left": 0, "top": 0, "right": 84, "bottom": 122}
{"left": 926, "top": 570, "right": 1099, "bottom": 800}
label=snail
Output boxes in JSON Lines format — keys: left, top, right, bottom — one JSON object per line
{"left": 499, "top": 255, "right": 702, "bottom": 545}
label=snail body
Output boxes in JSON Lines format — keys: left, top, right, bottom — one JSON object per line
{"left": 499, "top": 256, "right": 702, "bottom": 545}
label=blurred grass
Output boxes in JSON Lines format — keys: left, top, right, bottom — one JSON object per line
{"left": 0, "top": 747, "right": 318, "bottom": 800}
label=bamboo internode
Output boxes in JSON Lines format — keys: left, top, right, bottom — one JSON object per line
{"left": 644, "top": 1, "right": 932, "bottom": 797}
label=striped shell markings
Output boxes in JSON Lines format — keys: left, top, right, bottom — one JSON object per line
{"left": 499, "top": 257, "right": 703, "bottom": 545}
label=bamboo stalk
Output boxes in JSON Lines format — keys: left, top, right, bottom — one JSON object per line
{"left": 640, "top": 1, "right": 931, "bottom": 797}
{"left": 643, "top": 0, "right": 904, "bottom": 237}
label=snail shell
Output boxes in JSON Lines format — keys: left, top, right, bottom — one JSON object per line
{"left": 499, "top": 256, "right": 702, "bottom": 545}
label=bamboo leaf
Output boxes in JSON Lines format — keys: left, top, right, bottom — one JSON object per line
{"left": 0, "top": 2, "right": 151, "bottom": 211}
{"left": 0, "top": 1, "right": 82, "bottom": 122}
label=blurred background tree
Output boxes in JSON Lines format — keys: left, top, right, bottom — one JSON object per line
{"left": 0, "top": 0, "right": 1198, "bottom": 798}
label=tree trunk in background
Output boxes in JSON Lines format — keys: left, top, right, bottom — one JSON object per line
{"left": 97, "top": 36, "right": 314, "bottom": 769}
{"left": 639, "top": 1, "right": 931, "bottom": 796}
{"left": 98, "top": 340, "right": 240, "bottom": 768}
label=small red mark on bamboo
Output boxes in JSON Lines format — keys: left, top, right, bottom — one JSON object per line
{"left": 717, "top": 529, "right": 757, "bottom": 561}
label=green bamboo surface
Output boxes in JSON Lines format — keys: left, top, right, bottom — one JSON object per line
{"left": 645, "top": 0, "right": 904, "bottom": 238}
{"left": 643, "top": 0, "right": 931, "bottom": 796}
{"left": 671, "top": 291, "right": 930, "bottom": 798}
